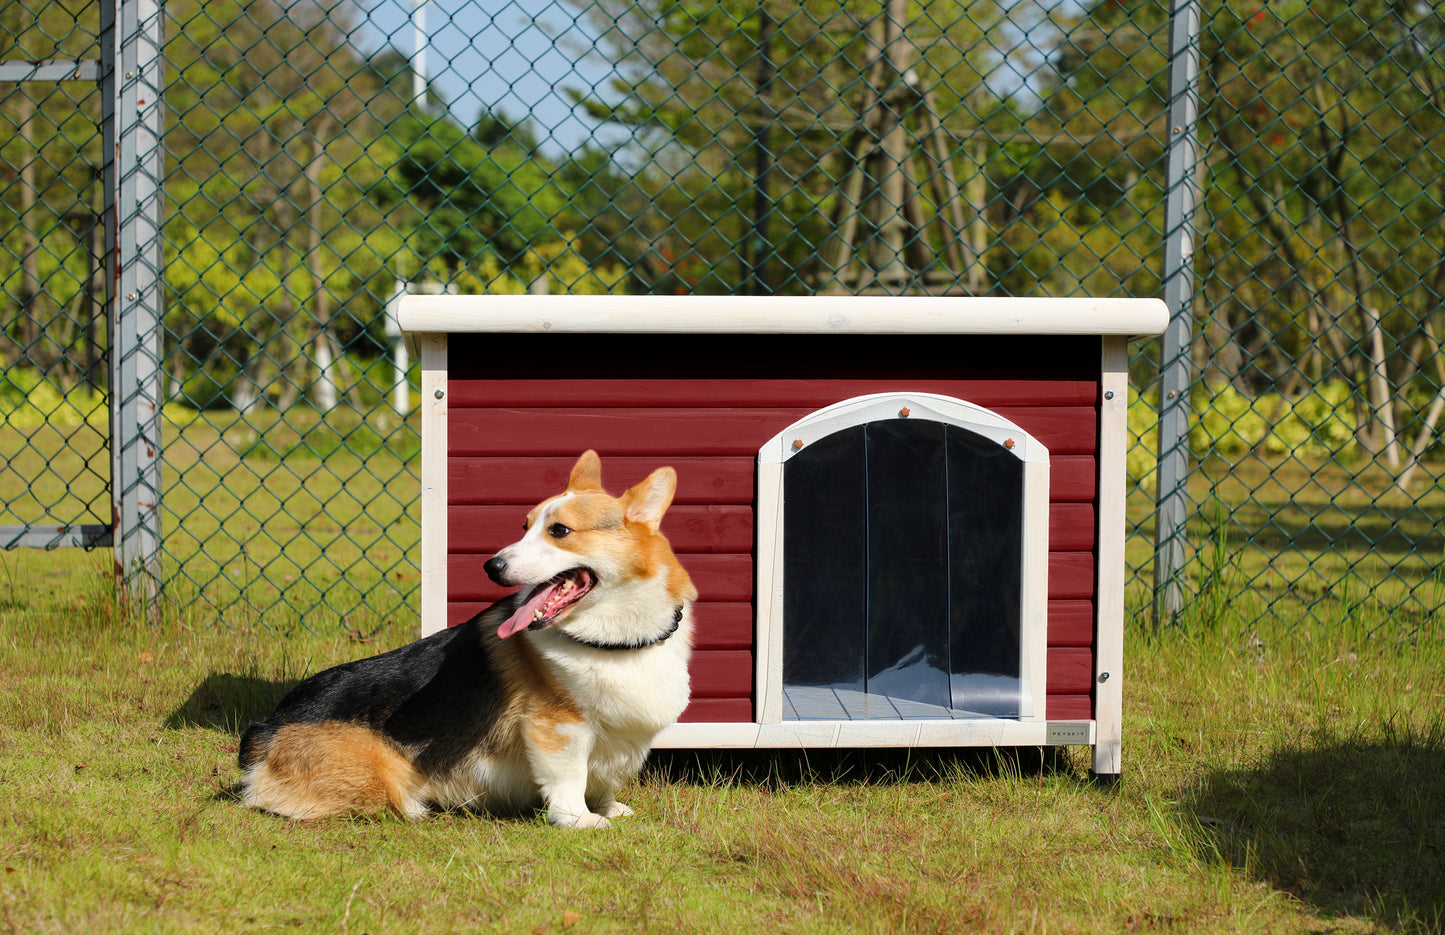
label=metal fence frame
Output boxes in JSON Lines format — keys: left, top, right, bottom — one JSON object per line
{"left": 2, "top": 0, "right": 165, "bottom": 607}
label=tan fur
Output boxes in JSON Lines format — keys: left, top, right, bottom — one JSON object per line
{"left": 490, "top": 622, "right": 588, "bottom": 752}
{"left": 241, "top": 451, "right": 696, "bottom": 829}
{"left": 530, "top": 469, "right": 699, "bottom": 612}
{"left": 242, "top": 722, "right": 423, "bottom": 820}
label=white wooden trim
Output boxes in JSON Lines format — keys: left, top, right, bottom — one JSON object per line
{"left": 754, "top": 458, "right": 786, "bottom": 724}
{"left": 400, "top": 295, "right": 1168, "bottom": 338}
{"left": 653, "top": 719, "right": 1095, "bottom": 749}
{"left": 758, "top": 392, "right": 1048, "bottom": 466}
{"left": 1093, "top": 336, "right": 1130, "bottom": 776}
{"left": 753, "top": 392, "right": 1050, "bottom": 724}
{"left": 1019, "top": 458, "right": 1050, "bottom": 720}
{"left": 418, "top": 335, "right": 449, "bottom": 638}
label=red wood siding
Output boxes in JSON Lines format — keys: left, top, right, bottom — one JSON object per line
{"left": 444, "top": 333, "right": 1100, "bottom": 723}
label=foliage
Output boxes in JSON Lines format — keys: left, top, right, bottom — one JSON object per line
{"left": 0, "top": 367, "right": 106, "bottom": 429}
{"left": 451, "top": 241, "right": 628, "bottom": 296}
{"left": 392, "top": 114, "right": 561, "bottom": 269}
{"left": 1190, "top": 381, "right": 1360, "bottom": 459}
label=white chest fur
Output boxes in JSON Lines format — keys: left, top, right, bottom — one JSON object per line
{"left": 531, "top": 609, "right": 694, "bottom": 736}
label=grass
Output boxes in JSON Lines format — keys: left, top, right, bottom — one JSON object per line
{"left": 2, "top": 415, "right": 1444, "bottom": 932}
{"left": 1, "top": 409, "right": 420, "bottom": 633}
{"left": 2, "top": 547, "right": 1443, "bottom": 932}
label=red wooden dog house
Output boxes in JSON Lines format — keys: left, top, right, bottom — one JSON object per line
{"left": 400, "top": 295, "right": 1166, "bottom": 779}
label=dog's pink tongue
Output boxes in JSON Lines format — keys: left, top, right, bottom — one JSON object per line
{"left": 497, "top": 584, "right": 559, "bottom": 639}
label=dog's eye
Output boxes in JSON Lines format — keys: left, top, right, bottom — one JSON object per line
{"left": 547, "top": 523, "right": 571, "bottom": 539}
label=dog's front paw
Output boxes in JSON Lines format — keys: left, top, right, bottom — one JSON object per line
{"left": 596, "top": 801, "right": 633, "bottom": 819}
{"left": 547, "top": 810, "right": 612, "bottom": 830}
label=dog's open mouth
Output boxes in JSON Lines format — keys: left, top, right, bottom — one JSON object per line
{"left": 497, "top": 568, "right": 598, "bottom": 639}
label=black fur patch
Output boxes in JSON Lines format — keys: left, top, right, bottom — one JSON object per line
{"left": 238, "top": 598, "right": 518, "bottom": 776}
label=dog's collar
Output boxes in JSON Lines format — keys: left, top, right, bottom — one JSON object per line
{"left": 557, "top": 605, "right": 684, "bottom": 651}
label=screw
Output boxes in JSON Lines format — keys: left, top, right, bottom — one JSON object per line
{"left": 1104, "top": 390, "right": 1115, "bottom": 400}
{"left": 1004, "top": 438, "right": 1015, "bottom": 449}
{"left": 434, "top": 389, "right": 443, "bottom": 400}
{"left": 792, "top": 438, "right": 804, "bottom": 450}
{"left": 1098, "top": 672, "right": 1110, "bottom": 683}
{"left": 899, "top": 407, "right": 910, "bottom": 418}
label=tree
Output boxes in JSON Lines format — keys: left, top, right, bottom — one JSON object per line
{"left": 1, "top": 0, "right": 107, "bottom": 383}
{"left": 1041, "top": 0, "right": 1445, "bottom": 473}
{"left": 164, "top": 0, "right": 405, "bottom": 410}
{"left": 564, "top": 0, "right": 1033, "bottom": 294}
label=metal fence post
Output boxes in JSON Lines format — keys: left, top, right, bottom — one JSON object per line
{"left": 102, "top": 0, "right": 167, "bottom": 614}
{"left": 1153, "top": 0, "right": 1202, "bottom": 627}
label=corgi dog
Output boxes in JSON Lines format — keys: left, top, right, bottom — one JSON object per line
{"left": 237, "top": 450, "right": 697, "bottom": 829}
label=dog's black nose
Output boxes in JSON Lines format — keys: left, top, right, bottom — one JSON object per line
{"left": 483, "top": 555, "right": 509, "bottom": 585}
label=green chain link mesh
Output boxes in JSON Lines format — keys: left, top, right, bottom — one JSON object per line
{"left": 3, "top": 0, "right": 1442, "bottom": 637}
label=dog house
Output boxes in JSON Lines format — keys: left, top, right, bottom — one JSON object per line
{"left": 400, "top": 295, "right": 1167, "bottom": 780}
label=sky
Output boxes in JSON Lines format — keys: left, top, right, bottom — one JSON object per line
{"left": 345, "top": 0, "right": 1081, "bottom": 154}
{"left": 351, "top": 0, "right": 631, "bottom": 153}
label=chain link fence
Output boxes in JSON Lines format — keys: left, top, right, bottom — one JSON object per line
{"left": 2, "top": 0, "right": 110, "bottom": 549}
{"left": 3, "top": 0, "right": 1442, "bottom": 638}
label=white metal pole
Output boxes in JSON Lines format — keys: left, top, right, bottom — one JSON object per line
{"left": 411, "top": 0, "right": 427, "bottom": 110}
{"left": 104, "top": 0, "right": 167, "bottom": 615}
{"left": 392, "top": 0, "right": 427, "bottom": 417}
{"left": 392, "top": 338, "right": 411, "bottom": 414}
{"left": 1153, "top": 0, "right": 1202, "bottom": 627}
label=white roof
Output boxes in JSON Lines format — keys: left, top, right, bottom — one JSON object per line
{"left": 399, "top": 294, "right": 1168, "bottom": 338}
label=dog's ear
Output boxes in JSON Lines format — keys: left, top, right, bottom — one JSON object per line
{"left": 567, "top": 450, "right": 604, "bottom": 492}
{"left": 622, "top": 467, "right": 677, "bottom": 531}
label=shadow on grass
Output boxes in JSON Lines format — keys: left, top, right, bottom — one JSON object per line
{"left": 165, "top": 673, "right": 298, "bottom": 734}
{"left": 644, "top": 744, "right": 1076, "bottom": 788}
{"left": 1183, "top": 732, "right": 1445, "bottom": 932}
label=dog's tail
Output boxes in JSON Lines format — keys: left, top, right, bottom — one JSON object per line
{"left": 238, "top": 722, "right": 274, "bottom": 770}
{"left": 235, "top": 720, "right": 426, "bottom": 819}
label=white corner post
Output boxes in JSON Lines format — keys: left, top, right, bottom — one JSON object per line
{"left": 418, "top": 334, "right": 448, "bottom": 636}
{"left": 1095, "top": 337, "right": 1131, "bottom": 779}
{"left": 103, "top": 0, "right": 167, "bottom": 614}
{"left": 1153, "top": 0, "right": 1202, "bottom": 627}
{"left": 386, "top": 280, "right": 411, "bottom": 415}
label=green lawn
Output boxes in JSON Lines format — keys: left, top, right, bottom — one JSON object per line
{"left": 1, "top": 548, "right": 1441, "bottom": 932}
{"left": 2, "top": 416, "right": 1443, "bottom": 932}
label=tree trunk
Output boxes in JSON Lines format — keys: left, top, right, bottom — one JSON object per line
{"left": 869, "top": 0, "right": 913, "bottom": 289}
{"left": 17, "top": 92, "right": 42, "bottom": 357}
{"left": 303, "top": 133, "right": 336, "bottom": 410}
{"left": 1394, "top": 320, "right": 1445, "bottom": 494}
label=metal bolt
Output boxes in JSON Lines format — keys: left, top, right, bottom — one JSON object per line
{"left": 434, "top": 389, "right": 444, "bottom": 400}
{"left": 1098, "top": 672, "right": 1110, "bottom": 683}
{"left": 127, "top": 292, "right": 137, "bottom": 300}
{"left": 1104, "top": 390, "right": 1115, "bottom": 400}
